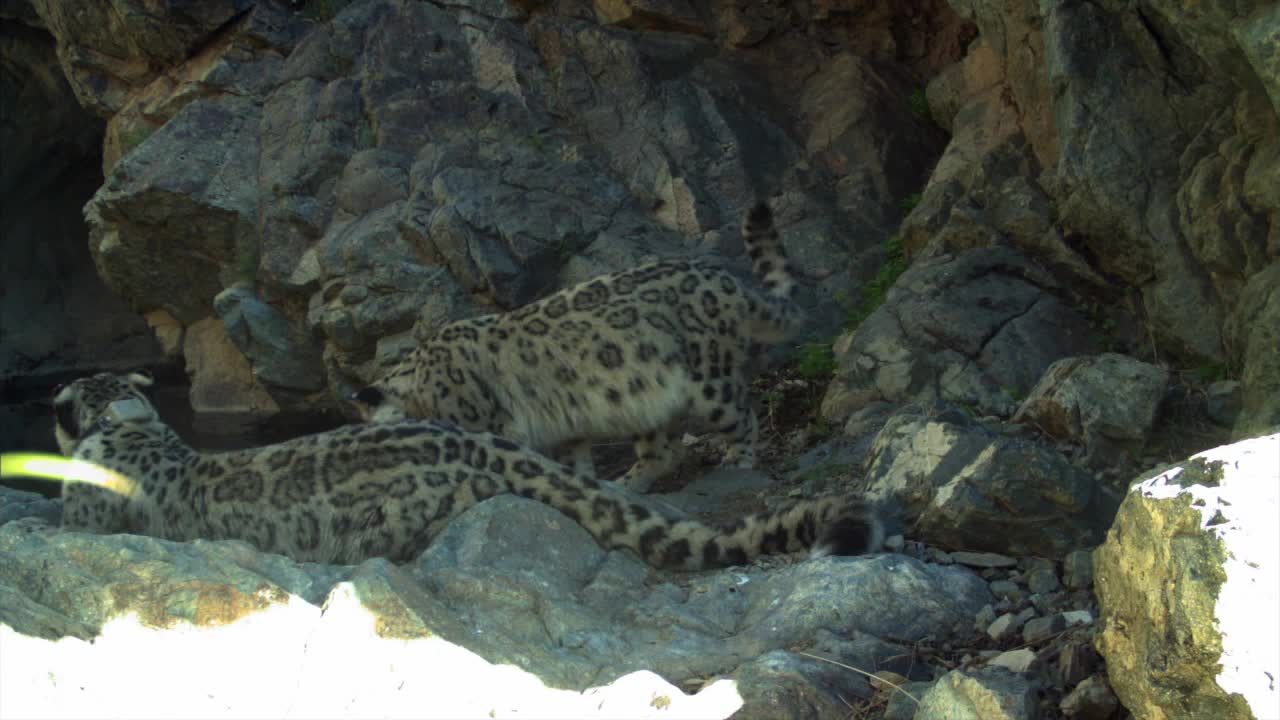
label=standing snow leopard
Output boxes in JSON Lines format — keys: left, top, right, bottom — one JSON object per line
{"left": 352, "top": 201, "right": 804, "bottom": 492}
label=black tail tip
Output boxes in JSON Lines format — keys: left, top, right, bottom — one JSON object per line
{"left": 746, "top": 201, "right": 773, "bottom": 227}
{"left": 816, "top": 507, "right": 885, "bottom": 557}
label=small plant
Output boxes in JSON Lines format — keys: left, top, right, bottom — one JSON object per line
{"left": 900, "top": 192, "right": 922, "bottom": 213}
{"left": 763, "top": 388, "right": 785, "bottom": 426}
{"left": 795, "top": 341, "right": 837, "bottom": 380}
{"left": 909, "top": 87, "right": 932, "bottom": 124}
{"left": 1193, "top": 362, "right": 1229, "bottom": 384}
{"left": 845, "top": 235, "right": 908, "bottom": 329}
{"left": 292, "top": 0, "right": 353, "bottom": 22}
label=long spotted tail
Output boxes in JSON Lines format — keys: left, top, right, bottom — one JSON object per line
{"left": 741, "top": 201, "right": 806, "bottom": 342}
{"left": 503, "top": 456, "right": 881, "bottom": 570}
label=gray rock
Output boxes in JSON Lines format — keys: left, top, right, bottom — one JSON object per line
{"left": 1226, "top": 263, "right": 1280, "bottom": 438}
{"left": 1095, "top": 433, "right": 1280, "bottom": 720}
{"left": 823, "top": 247, "right": 1099, "bottom": 423}
{"left": 1060, "top": 674, "right": 1119, "bottom": 720}
{"left": 884, "top": 680, "right": 935, "bottom": 720}
{"left": 861, "top": 408, "right": 1115, "bottom": 559}
{"left": 1021, "top": 614, "right": 1066, "bottom": 645}
{"left": 0, "top": 486, "right": 60, "bottom": 527}
{"left": 215, "top": 284, "right": 325, "bottom": 393}
{"left": 1062, "top": 549, "right": 1094, "bottom": 590}
{"left": 914, "top": 666, "right": 1037, "bottom": 720}
{"left": 0, "top": 494, "right": 997, "bottom": 718}
{"left": 1057, "top": 642, "right": 1098, "bottom": 689}
{"left": 1205, "top": 380, "right": 1244, "bottom": 428}
{"left": 988, "top": 648, "right": 1039, "bottom": 675}
{"left": 1026, "top": 567, "right": 1060, "bottom": 595}
{"left": 950, "top": 551, "right": 1019, "bottom": 569}
{"left": 987, "top": 608, "right": 1036, "bottom": 643}
{"left": 1014, "top": 353, "right": 1169, "bottom": 469}
{"left": 988, "top": 579, "right": 1023, "bottom": 603}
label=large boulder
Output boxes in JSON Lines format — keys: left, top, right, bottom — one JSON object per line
{"left": 935, "top": 0, "right": 1279, "bottom": 438}
{"left": 860, "top": 405, "right": 1115, "bottom": 559}
{"left": 1013, "top": 353, "right": 1169, "bottom": 469}
{"left": 821, "top": 246, "right": 1099, "bottom": 423}
{"left": 0, "top": 494, "right": 994, "bottom": 719}
{"left": 1094, "top": 433, "right": 1280, "bottom": 720}
{"left": 16, "top": 0, "right": 973, "bottom": 419}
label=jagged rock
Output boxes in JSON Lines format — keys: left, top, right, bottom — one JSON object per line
{"left": 1057, "top": 641, "right": 1097, "bottom": 688}
{"left": 914, "top": 666, "right": 1037, "bottom": 720}
{"left": 1059, "top": 675, "right": 1119, "bottom": 720}
{"left": 1226, "top": 262, "right": 1280, "bottom": 438}
{"left": 860, "top": 406, "right": 1115, "bottom": 558}
{"left": 1026, "top": 567, "right": 1060, "bottom": 595}
{"left": 1014, "top": 353, "right": 1169, "bottom": 469}
{"left": 822, "top": 247, "right": 1099, "bottom": 422}
{"left": 0, "top": 7, "right": 160, "bottom": 424}
{"left": 182, "top": 317, "right": 280, "bottom": 431}
{"left": 0, "top": 486, "right": 60, "bottom": 527}
{"left": 0, "top": 496, "right": 993, "bottom": 719}
{"left": 1205, "top": 380, "right": 1244, "bottom": 428}
{"left": 1022, "top": 614, "right": 1065, "bottom": 645}
{"left": 1094, "top": 433, "right": 1280, "bottom": 720}
{"left": 214, "top": 284, "right": 325, "bottom": 394}
{"left": 989, "top": 648, "right": 1039, "bottom": 675}
{"left": 1061, "top": 549, "right": 1093, "bottom": 590}
{"left": 951, "top": 551, "right": 1018, "bottom": 568}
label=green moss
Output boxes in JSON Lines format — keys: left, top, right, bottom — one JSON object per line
{"left": 900, "top": 192, "right": 922, "bottom": 213}
{"left": 795, "top": 341, "right": 837, "bottom": 380}
{"left": 845, "top": 235, "right": 908, "bottom": 329}
{"left": 908, "top": 88, "right": 932, "bottom": 124}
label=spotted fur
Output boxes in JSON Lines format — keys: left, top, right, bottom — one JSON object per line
{"left": 53, "top": 372, "right": 882, "bottom": 568}
{"left": 354, "top": 201, "right": 803, "bottom": 492}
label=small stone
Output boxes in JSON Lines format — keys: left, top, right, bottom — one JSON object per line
{"left": 1023, "top": 613, "right": 1067, "bottom": 644}
{"left": 1027, "top": 567, "right": 1061, "bottom": 594}
{"left": 951, "top": 551, "right": 1018, "bottom": 568}
{"left": 338, "top": 284, "right": 369, "bottom": 304}
{"left": 1063, "top": 550, "right": 1094, "bottom": 589}
{"left": 930, "top": 548, "right": 954, "bottom": 564}
{"left": 883, "top": 681, "right": 935, "bottom": 720}
{"left": 1021, "top": 556, "right": 1055, "bottom": 573}
{"left": 989, "top": 579, "right": 1026, "bottom": 604}
{"left": 975, "top": 603, "right": 998, "bottom": 631}
{"left": 870, "top": 670, "right": 909, "bottom": 692}
{"left": 1057, "top": 642, "right": 1097, "bottom": 687}
{"left": 1205, "top": 380, "right": 1242, "bottom": 427}
{"left": 1060, "top": 675, "right": 1119, "bottom": 719}
{"left": 990, "top": 607, "right": 1038, "bottom": 641}
{"left": 1062, "top": 610, "right": 1093, "bottom": 627}
{"left": 884, "top": 534, "right": 906, "bottom": 552}
{"left": 1031, "top": 591, "right": 1067, "bottom": 614}
{"left": 988, "top": 648, "right": 1039, "bottom": 674}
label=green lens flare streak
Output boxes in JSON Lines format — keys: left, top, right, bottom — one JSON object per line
{"left": 1, "top": 453, "right": 138, "bottom": 496}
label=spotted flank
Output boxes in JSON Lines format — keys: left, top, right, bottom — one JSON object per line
{"left": 354, "top": 201, "right": 807, "bottom": 493}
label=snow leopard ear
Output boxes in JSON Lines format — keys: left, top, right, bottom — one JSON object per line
{"left": 351, "top": 386, "right": 386, "bottom": 407}
{"left": 105, "top": 398, "right": 158, "bottom": 425}
{"left": 126, "top": 370, "right": 154, "bottom": 388}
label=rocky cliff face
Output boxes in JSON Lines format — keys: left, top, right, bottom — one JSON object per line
{"left": 2, "top": 3, "right": 1278, "bottom": 717}
{"left": 0, "top": 6, "right": 161, "bottom": 455}
{"left": 6, "top": 0, "right": 1275, "bottom": 437}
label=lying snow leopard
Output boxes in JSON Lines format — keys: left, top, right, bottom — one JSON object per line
{"left": 53, "top": 372, "right": 882, "bottom": 567}
{"left": 353, "top": 201, "right": 803, "bottom": 492}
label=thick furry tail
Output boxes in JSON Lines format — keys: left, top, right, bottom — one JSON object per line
{"left": 743, "top": 201, "right": 797, "bottom": 300}
{"left": 507, "top": 461, "right": 881, "bottom": 570}
{"left": 740, "top": 201, "right": 806, "bottom": 342}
